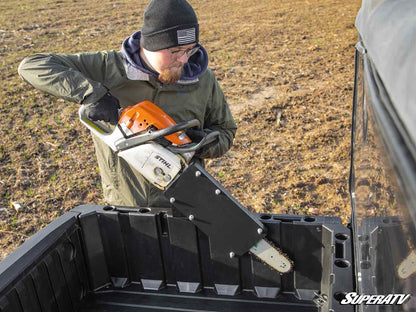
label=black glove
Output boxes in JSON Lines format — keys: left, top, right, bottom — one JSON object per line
{"left": 86, "top": 93, "right": 120, "bottom": 125}
{"left": 186, "top": 127, "right": 219, "bottom": 157}
{"left": 186, "top": 127, "right": 205, "bottom": 143}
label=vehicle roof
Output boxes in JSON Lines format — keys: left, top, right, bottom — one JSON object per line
{"left": 355, "top": 0, "right": 416, "bottom": 145}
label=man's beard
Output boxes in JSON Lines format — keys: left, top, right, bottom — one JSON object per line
{"left": 158, "top": 65, "right": 183, "bottom": 84}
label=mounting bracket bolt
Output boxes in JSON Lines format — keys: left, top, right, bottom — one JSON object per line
{"left": 170, "top": 197, "right": 175, "bottom": 204}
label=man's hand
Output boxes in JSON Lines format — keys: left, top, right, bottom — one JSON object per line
{"left": 185, "top": 127, "right": 205, "bottom": 143}
{"left": 86, "top": 93, "right": 120, "bottom": 125}
{"left": 186, "top": 127, "right": 219, "bottom": 157}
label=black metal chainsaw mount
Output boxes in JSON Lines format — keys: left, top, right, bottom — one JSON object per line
{"left": 165, "top": 163, "right": 265, "bottom": 258}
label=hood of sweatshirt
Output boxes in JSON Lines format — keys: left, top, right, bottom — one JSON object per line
{"left": 122, "top": 31, "right": 208, "bottom": 82}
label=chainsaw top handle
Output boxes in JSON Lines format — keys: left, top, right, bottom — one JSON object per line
{"left": 79, "top": 104, "right": 217, "bottom": 154}
{"left": 167, "top": 130, "right": 220, "bottom": 154}
{"left": 114, "top": 119, "right": 201, "bottom": 151}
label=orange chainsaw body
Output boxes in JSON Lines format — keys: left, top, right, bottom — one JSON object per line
{"left": 118, "top": 101, "right": 191, "bottom": 145}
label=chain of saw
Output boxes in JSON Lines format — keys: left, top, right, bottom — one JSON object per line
{"left": 250, "top": 239, "right": 294, "bottom": 274}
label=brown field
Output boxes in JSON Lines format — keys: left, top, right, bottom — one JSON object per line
{"left": 0, "top": 0, "right": 361, "bottom": 260}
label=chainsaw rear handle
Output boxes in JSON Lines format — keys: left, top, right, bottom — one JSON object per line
{"left": 79, "top": 105, "right": 125, "bottom": 151}
{"left": 79, "top": 104, "right": 118, "bottom": 135}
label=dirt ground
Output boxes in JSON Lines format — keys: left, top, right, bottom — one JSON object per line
{"left": 0, "top": 0, "right": 361, "bottom": 260}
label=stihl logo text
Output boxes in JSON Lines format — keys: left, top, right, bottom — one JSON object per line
{"left": 155, "top": 155, "right": 171, "bottom": 169}
{"left": 340, "top": 292, "right": 411, "bottom": 305}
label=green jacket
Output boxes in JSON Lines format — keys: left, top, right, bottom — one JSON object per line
{"left": 18, "top": 49, "right": 237, "bottom": 207}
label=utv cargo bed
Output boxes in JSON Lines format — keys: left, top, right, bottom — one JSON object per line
{"left": 0, "top": 205, "right": 353, "bottom": 312}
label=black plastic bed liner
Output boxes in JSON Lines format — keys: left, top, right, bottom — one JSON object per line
{"left": 0, "top": 205, "right": 354, "bottom": 312}
{"left": 79, "top": 285, "right": 316, "bottom": 312}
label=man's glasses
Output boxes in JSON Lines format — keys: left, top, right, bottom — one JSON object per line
{"left": 167, "top": 45, "right": 200, "bottom": 58}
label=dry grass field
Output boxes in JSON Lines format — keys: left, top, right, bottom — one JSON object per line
{"left": 0, "top": 0, "right": 361, "bottom": 260}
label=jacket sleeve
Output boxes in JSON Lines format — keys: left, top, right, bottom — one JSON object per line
{"left": 199, "top": 72, "right": 237, "bottom": 159}
{"left": 17, "top": 51, "right": 124, "bottom": 104}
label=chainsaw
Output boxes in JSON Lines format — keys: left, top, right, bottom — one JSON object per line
{"left": 79, "top": 101, "right": 294, "bottom": 274}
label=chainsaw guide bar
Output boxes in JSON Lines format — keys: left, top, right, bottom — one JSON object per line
{"left": 250, "top": 239, "right": 294, "bottom": 274}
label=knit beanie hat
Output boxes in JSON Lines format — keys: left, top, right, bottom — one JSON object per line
{"left": 140, "top": 0, "right": 199, "bottom": 51}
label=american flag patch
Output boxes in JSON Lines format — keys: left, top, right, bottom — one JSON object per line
{"left": 177, "top": 28, "right": 196, "bottom": 44}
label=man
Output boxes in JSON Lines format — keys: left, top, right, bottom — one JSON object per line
{"left": 18, "top": 0, "right": 237, "bottom": 208}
